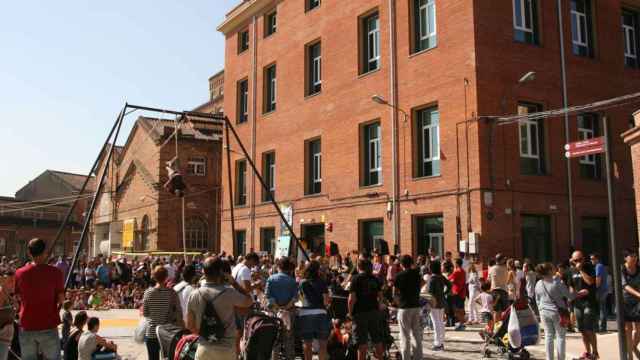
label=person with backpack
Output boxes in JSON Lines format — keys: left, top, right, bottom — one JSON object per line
{"left": 348, "top": 258, "right": 384, "bottom": 360}
{"left": 186, "top": 257, "right": 253, "bottom": 360}
{"left": 265, "top": 257, "right": 298, "bottom": 360}
{"left": 298, "top": 260, "right": 331, "bottom": 360}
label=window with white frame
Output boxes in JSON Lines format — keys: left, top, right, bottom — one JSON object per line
{"left": 361, "top": 12, "right": 380, "bottom": 74}
{"left": 306, "top": 0, "right": 320, "bottom": 12}
{"left": 307, "top": 42, "right": 322, "bottom": 95}
{"left": 238, "top": 30, "right": 249, "bottom": 54}
{"left": 306, "top": 139, "right": 322, "bottom": 195}
{"left": 264, "top": 64, "right": 276, "bottom": 113}
{"left": 265, "top": 10, "right": 277, "bottom": 37}
{"left": 513, "top": 0, "right": 539, "bottom": 44}
{"left": 262, "top": 152, "right": 276, "bottom": 201}
{"left": 415, "top": 107, "right": 440, "bottom": 177}
{"left": 413, "top": 0, "right": 437, "bottom": 53}
{"left": 518, "top": 103, "right": 546, "bottom": 175}
{"left": 363, "top": 122, "right": 382, "bottom": 186}
{"left": 623, "top": 10, "right": 639, "bottom": 68}
{"left": 578, "top": 113, "right": 601, "bottom": 179}
{"left": 187, "top": 157, "right": 206, "bottom": 176}
{"left": 237, "top": 79, "right": 249, "bottom": 123}
{"left": 235, "top": 160, "right": 247, "bottom": 206}
{"left": 571, "top": 0, "right": 594, "bottom": 57}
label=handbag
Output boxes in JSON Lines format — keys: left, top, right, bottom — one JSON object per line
{"left": 542, "top": 282, "right": 570, "bottom": 328}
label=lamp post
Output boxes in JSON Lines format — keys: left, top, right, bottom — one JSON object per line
{"left": 372, "top": 95, "right": 407, "bottom": 255}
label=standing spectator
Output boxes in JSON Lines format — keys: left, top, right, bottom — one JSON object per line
{"left": 63, "top": 311, "right": 88, "bottom": 360}
{"left": 386, "top": 255, "right": 400, "bottom": 284}
{"left": 535, "top": 262, "right": 573, "bottom": 360}
{"left": 621, "top": 249, "right": 640, "bottom": 360}
{"left": 15, "top": 238, "right": 65, "bottom": 360}
{"left": 265, "top": 258, "right": 298, "bottom": 360}
{"left": 393, "top": 255, "right": 424, "bottom": 360}
{"left": 96, "top": 260, "right": 111, "bottom": 289}
{"left": 0, "top": 270, "right": 15, "bottom": 360}
{"left": 298, "top": 260, "right": 331, "bottom": 360}
{"left": 84, "top": 263, "right": 96, "bottom": 289}
{"left": 164, "top": 258, "right": 176, "bottom": 284}
{"left": 173, "top": 265, "right": 197, "bottom": 324}
{"left": 428, "top": 260, "right": 450, "bottom": 352}
{"left": 467, "top": 262, "right": 481, "bottom": 325}
{"left": 77, "top": 317, "right": 117, "bottom": 360}
{"left": 142, "top": 266, "right": 183, "bottom": 360}
{"left": 590, "top": 254, "right": 609, "bottom": 333}
{"left": 186, "top": 257, "right": 253, "bottom": 360}
{"left": 115, "top": 258, "right": 131, "bottom": 286}
{"left": 231, "top": 252, "right": 261, "bottom": 354}
{"left": 448, "top": 258, "right": 467, "bottom": 331}
{"left": 55, "top": 257, "right": 69, "bottom": 285}
{"left": 60, "top": 300, "right": 73, "bottom": 347}
{"left": 372, "top": 253, "right": 387, "bottom": 283}
{"left": 524, "top": 262, "right": 538, "bottom": 312}
{"left": 506, "top": 259, "right": 519, "bottom": 300}
{"left": 489, "top": 254, "right": 509, "bottom": 324}
{"left": 348, "top": 258, "right": 384, "bottom": 360}
{"left": 569, "top": 250, "right": 599, "bottom": 360}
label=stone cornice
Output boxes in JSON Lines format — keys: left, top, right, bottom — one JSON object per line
{"left": 622, "top": 126, "right": 640, "bottom": 146}
{"left": 217, "top": 0, "right": 274, "bottom": 35}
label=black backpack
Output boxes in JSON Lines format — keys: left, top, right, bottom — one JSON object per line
{"left": 199, "top": 288, "right": 227, "bottom": 343}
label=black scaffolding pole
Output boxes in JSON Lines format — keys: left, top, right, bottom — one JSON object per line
{"left": 224, "top": 122, "right": 237, "bottom": 254}
{"left": 223, "top": 116, "right": 309, "bottom": 262}
{"left": 64, "top": 106, "right": 127, "bottom": 289}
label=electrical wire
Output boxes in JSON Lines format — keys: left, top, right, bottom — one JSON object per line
{"left": 0, "top": 192, "right": 95, "bottom": 208}
{"left": 490, "top": 91, "right": 640, "bottom": 125}
{"left": 0, "top": 194, "right": 93, "bottom": 213}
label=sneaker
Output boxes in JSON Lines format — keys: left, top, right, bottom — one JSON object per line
{"left": 454, "top": 324, "right": 466, "bottom": 331}
{"left": 431, "top": 345, "right": 445, "bottom": 351}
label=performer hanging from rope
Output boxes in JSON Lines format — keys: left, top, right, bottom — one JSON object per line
{"left": 164, "top": 155, "right": 186, "bottom": 197}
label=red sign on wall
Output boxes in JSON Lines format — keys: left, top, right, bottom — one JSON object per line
{"left": 564, "top": 137, "right": 606, "bottom": 158}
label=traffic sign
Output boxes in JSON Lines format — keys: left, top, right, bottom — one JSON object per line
{"left": 564, "top": 136, "right": 606, "bottom": 158}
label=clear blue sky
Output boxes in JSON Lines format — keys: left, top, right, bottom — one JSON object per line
{"left": 0, "top": 0, "right": 239, "bottom": 197}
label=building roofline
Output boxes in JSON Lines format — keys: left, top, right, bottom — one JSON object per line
{"left": 209, "top": 69, "right": 224, "bottom": 81}
{"left": 217, "top": 0, "right": 274, "bottom": 34}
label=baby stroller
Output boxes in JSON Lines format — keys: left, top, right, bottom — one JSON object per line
{"left": 240, "top": 308, "right": 283, "bottom": 360}
{"left": 480, "top": 299, "right": 538, "bottom": 360}
{"left": 157, "top": 324, "right": 190, "bottom": 360}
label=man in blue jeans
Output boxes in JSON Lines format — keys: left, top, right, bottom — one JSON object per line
{"left": 15, "top": 238, "right": 65, "bottom": 360}
{"left": 591, "top": 253, "right": 609, "bottom": 332}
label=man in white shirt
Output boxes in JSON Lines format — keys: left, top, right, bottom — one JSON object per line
{"left": 230, "top": 253, "right": 261, "bottom": 354}
{"left": 173, "top": 265, "right": 197, "bottom": 324}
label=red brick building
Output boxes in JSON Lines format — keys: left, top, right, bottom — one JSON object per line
{"left": 624, "top": 111, "right": 640, "bottom": 247}
{"left": 90, "top": 116, "right": 223, "bottom": 256}
{"left": 217, "top": 0, "right": 639, "bottom": 263}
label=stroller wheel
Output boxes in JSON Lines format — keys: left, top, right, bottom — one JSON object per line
{"left": 507, "top": 353, "right": 515, "bottom": 360}
{"left": 520, "top": 350, "right": 530, "bottom": 360}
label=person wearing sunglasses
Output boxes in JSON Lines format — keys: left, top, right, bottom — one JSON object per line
{"left": 569, "top": 250, "right": 599, "bottom": 360}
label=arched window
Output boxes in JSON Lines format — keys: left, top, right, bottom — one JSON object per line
{"left": 140, "top": 215, "right": 150, "bottom": 251}
{"left": 186, "top": 217, "right": 209, "bottom": 250}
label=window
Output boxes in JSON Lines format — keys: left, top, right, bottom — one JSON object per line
{"left": 360, "top": 219, "right": 384, "bottom": 253}
{"left": 260, "top": 227, "right": 276, "bottom": 255}
{"left": 518, "top": 103, "right": 546, "bottom": 175}
{"left": 521, "top": 215, "right": 552, "bottom": 264}
{"left": 415, "top": 215, "right": 444, "bottom": 257}
{"left": 237, "top": 79, "right": 249, "bottom": 123}
{"left": 578, "top": 113, "right": 602, "bottom": 180}
{"left": 262, "top": 152, "right": 276, "bottom": 201}
{"left": 238, "top": 30, "right": 249, "bottom": 53}
{"left": 234, "top": 230, "right": 246, "bottom": 257}
{"left": 265, "top": 10, "right": 277, "bottom": 37}
{"left": 235, "top": 160, "right": 247, "bottom": 206}
{"left": 623, "top": 10, "right": 639, "bottom": 68}
{"left": 140, "top": 215, "right": 150, "bottom": 250}
{"left": 307, "top": 42, "right": 322, "bottom": 95}
{"left": 570, "top": 0, "right": 594, "bottom": 57}
{"left": 415, "top": 106, "right": 440, "bottom": 177}
{"left": 264, "top": 64, "right": 277, "bottom": 113}
{"left": 513, "top": 0, "right": 539, "bottom": 44}
{"left": 306, "top": 0, "right": 320, "bottom": 12}
{"left": 362, "top": 122, "right": 382, "bottom": 186}
{"left": 412, "top": 0, "right": 437, "bottom": 53}
{"left": 186, "top": 217, "right": 208, "bottom": 250}
{"left": 582, "top": 217, "right": 609, "bottom": 265}
{"left": 306, "top": 139, "right": 322, "bottom": 194}
{"left": 187, "top": 157, "right": 206, "bottom": 176}
{"left": 361, "top": 12, "right": 380, "bottom": 74}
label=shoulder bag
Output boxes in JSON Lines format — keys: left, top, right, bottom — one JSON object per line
{"left": 542, "top": 282, "right": 570, "bottom": 328}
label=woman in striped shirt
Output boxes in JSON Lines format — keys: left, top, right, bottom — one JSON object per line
{"left": 143, "top": 265, "right": 183, "bottom": 360}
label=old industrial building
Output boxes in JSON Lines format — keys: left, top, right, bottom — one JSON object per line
{"left": 217, "top": 0, "right": 639, "bottom": 263}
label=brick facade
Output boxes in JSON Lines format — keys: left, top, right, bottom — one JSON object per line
{"left": 217, "top": 0, "right": 639, "bottom": 263}
{"left": 623, "top": 112, "right": 640, "bottom": 247}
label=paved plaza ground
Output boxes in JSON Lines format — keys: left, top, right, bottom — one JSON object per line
{"left": 86, "top": 309, "right": 623, "bottom": 360}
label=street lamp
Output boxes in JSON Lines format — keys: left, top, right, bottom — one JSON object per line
{"left": 371, "top": 95, "right": 409, "bottom": 122}
{"left": 518, "top": 71, "right": 536, "bottom": 84}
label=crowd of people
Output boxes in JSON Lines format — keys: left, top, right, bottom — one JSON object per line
{"left": 3, "top": 238, "right": 640, "bottom": 360}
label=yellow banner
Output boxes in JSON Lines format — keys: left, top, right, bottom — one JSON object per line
{"left": 122, "top": 219, "right": 135, "bottom": 248}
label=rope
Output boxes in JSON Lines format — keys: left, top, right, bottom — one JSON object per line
{"left": 0, "top": 194, "right": 94, "bottom": 213}
{"left": 0, "top": 193, "right": 95, "bottom": 208}
{"left": 172, "top": 113, "right": 188, "bottom": 262}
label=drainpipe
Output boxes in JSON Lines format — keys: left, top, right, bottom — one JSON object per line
{"left": 388, "top": 0, "right": 400, "bottom": 254}
{"left": 250, "top": 15, "right": 258, "bottom": 251}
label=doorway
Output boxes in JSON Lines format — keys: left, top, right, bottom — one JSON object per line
{"left": 521, "top": 215, "right": 552, "bottom": 264}
{"left": 301, "top": 224, "right": 325, "bottom": 257}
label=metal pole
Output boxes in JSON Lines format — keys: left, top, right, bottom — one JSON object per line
{"left": 173, "top": 116, "right": 187, "bottom": 262}
{"left": 65, "top": 105, "right": 127, "bottom": 289}
{"left": 224, "top": 117, "right": 310, "bottom": 261}
{"left": 557, "top": 0, "right": 576, "bottom": 246}
{"left": 47, "top": 113, "right": 121, "bottom": 259}
{"left": 387, "top": 0, "right": 400, "bottom": 255}
{"left": 603, "top": 116, "right": 627, "bottom": 360}
{"left": 224, "top": 122, "right": 237, "bottom": 255}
